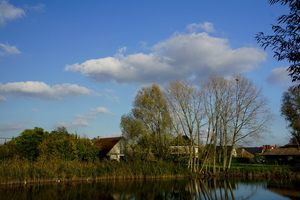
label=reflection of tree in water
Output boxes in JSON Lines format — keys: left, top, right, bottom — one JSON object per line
{"left": 266, "top": 179, "right": 300, "bottom": 200}
{"left": 183, "top": 178, "right": 258, "bottom": 200}
{"left": 0, "top": 178, "right": 274, "bottom": 200}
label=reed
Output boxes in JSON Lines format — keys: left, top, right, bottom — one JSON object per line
{"left": 226, "top": 163, "right": 300, "bottom": 178}
{"left": 0, "top": 157, "right": 189, "bottom": 184}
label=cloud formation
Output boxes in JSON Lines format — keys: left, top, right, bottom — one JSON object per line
{"left": 0, "top": 43, "right": 21, "bottom": 56}
{"left": 54, "top": 119, "right": 90, "bottom": 129}
{"left": 0, "top": 81, "right": 92, "bottom": 100}
{"left": 70, "top": 106, "right": 112, "bottom": 130}
{"left": 94, "top": 107, "right": 112, "bottom": 114}
{"left": 24, "top": 3, "right": 45, "bottom": 12}
{"left": 187, "top": 22, "right": 215, "bottom": 33}
{"left": 0, "top": 95, "right": 6, "bottom": 102}
{"left": 267, "top": 66, "right": 293, "bottom": 88}
{"left": 31, "top": 108, "right": 38, "bottom": 112}
{"left": 75, "top": 112, "right": 97, "bottom": 120}
{"left": 0, "top": 123, "right": 22, "bottom": 134}
{"left": 65, "top": 29, "right": 266, "bottom": 85}
{"left": 0, "top": 0, "right": 25, "bottom": 26}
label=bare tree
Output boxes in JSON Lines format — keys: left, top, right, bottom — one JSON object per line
{"left": 201, "top": 74, "right": 273, "bottom": 171}
{"left": 165, "top": 80, "right": 205, "bottom": 172}
{"left": 201, "top": 75, "right": 233, "bottom": 173}
{"left": 226, "top": 74, "right": 272, "bottom": 170}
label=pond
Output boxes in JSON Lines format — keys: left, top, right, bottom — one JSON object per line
{"left": 0, "top": 178, "right": 300, "bottom": 200}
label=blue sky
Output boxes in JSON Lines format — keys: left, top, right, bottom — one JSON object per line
{"left": 0, "top": 0, "right": 293, "bottom": 146}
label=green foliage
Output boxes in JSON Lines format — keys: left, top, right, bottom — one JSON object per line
{"left": 13, "top": 127, "right": 49, "bottom": 161}
{"left": 281, "top": 86, "right": 300, "bottom": 144}
{"left": 0, "top": 126, "right": 98, "bottom": 162}
{"left": 38, "top": 127, "right": 99, "bottom": 162}
{"left": 121, "top": 84, "right": 173, "bottom": 161}
{"left": 0, "top": 140, "right": 16, "bottom": 160}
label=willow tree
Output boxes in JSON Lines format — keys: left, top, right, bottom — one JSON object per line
{"left": 165, "top": 80, "right": 205, "bottom": 172}
{"left": 120, "top": 84, "right": 173, "bottom": 161}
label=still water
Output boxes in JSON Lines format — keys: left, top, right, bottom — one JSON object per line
{"left": 0, "top": 178, "right": 300, "bottom": 200}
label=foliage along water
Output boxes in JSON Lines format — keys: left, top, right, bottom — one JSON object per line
{"left": 1, "top": 178, "right": 300, "bottom": 200}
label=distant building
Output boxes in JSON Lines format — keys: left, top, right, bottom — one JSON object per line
{"left": 262, "top": 143, "right": 300, "bottom": 165}
{"left": 96, "top": 137, "right": 125, "bottom": 161}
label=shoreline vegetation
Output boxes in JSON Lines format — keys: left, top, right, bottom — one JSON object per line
{"left": 1, "top": 158, "right": 300, "bottom": 185}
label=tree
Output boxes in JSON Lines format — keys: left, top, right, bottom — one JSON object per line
{"left": 38, "top": 127, "right": 98, "bottom": 161}
{"left": 256, "top": 0, "right": 300, "bottom": 84}
{"left": 225, "top": 74, "right": 272, "bottom": 170}
{"left": 14, "top": 127, "right": 49, "bottom": 161}
{"left": 201, "top": 74, "right": 272, "bottom": 171}
{"left": 120, "top": 84, "right": 173, "bottom": 161}
{"left": 201, "top": 75, "right": 233, "bottom": 173}
{"left": 281, "top": 86, "right": 300, "bottom": 145}
{"left": 165, "top": 80, "right": 205, "bottom": 172}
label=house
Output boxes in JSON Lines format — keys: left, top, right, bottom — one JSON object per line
{"left": 240, "top": 147, "right": 264, "bottom": 157}
{"left": 170, "top": 134, "right": 198, "bottom": 157}
{"left": 96, "top": 137, "right": 125, "bottom": 161}
{"left": 236, "top": 148, "right": 255, "bottom": 158}
{"left": 262, "top": 143, "right": 300, "bottom": 165}
{"left": 262, "top": 145, "right": 277, "bottom": 151}
{"left": 169, "top": 145, "right": 198, "bottom": 157}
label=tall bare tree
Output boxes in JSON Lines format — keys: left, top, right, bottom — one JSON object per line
{"left": 227, "top": 74, "right": 272, "bottom": 170}
{"left": 164, "top": 74, "right": 272, "bottom": 173}
{"left": 201, "top": 75, "right": 234, "bottom": 172}
{"left": 202, "top": 74, "right": 272, "bottom": 171}
{"left": 165, "top": 80, "right": 205, "bottom": 172}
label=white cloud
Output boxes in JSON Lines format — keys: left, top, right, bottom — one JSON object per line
{"left": 0, "top": 81, "right": 92, "bottom": 100}
{"left": 65, "top": 31, "right": 266, "bottom": 85}
{"left": 95, "top": 107, "right": 112, "bottom": 114}
{"left": 0, "top": 123, "right": 22, "bottom": 134}
{"left": 0, "top": 43, "right": 21, "bottom": 56}
{"left": 75, "top": 112, "right": 97, "bottom": 120}
{"left": 31, "top": 108, "right": 38, "bottom": 112}
{"left": 267, "top": 66, "right": 293, "bottom": 88}
{"left": 0, "top": 95, "right": 6, "bottom": 102}
{"left": 118, "top": 46, "right": 127, "bottom": 53}
{"left": 54, "top": 119, "right": 90, "bottom": 129}
{"left": 187, "top": 22, "right": 215, "bottom": 33}
{"left": 24, "top": 3, "right": 45, "bottom": 12}
{"left": 72, "top": 119, "right": 90, "bottom": 126}
{"left": 105, "top": 88, "right": 113, "bottom": 93}
{"left": 0, "top": 0, "right": 25, "bottom": 26}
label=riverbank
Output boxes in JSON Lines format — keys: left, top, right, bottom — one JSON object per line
{"left": 1, "top": 158, "right": 300, "bottom": 185}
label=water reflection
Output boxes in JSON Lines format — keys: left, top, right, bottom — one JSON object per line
{"left": 0, "top": 178, "right": 299, "bottom": 200}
